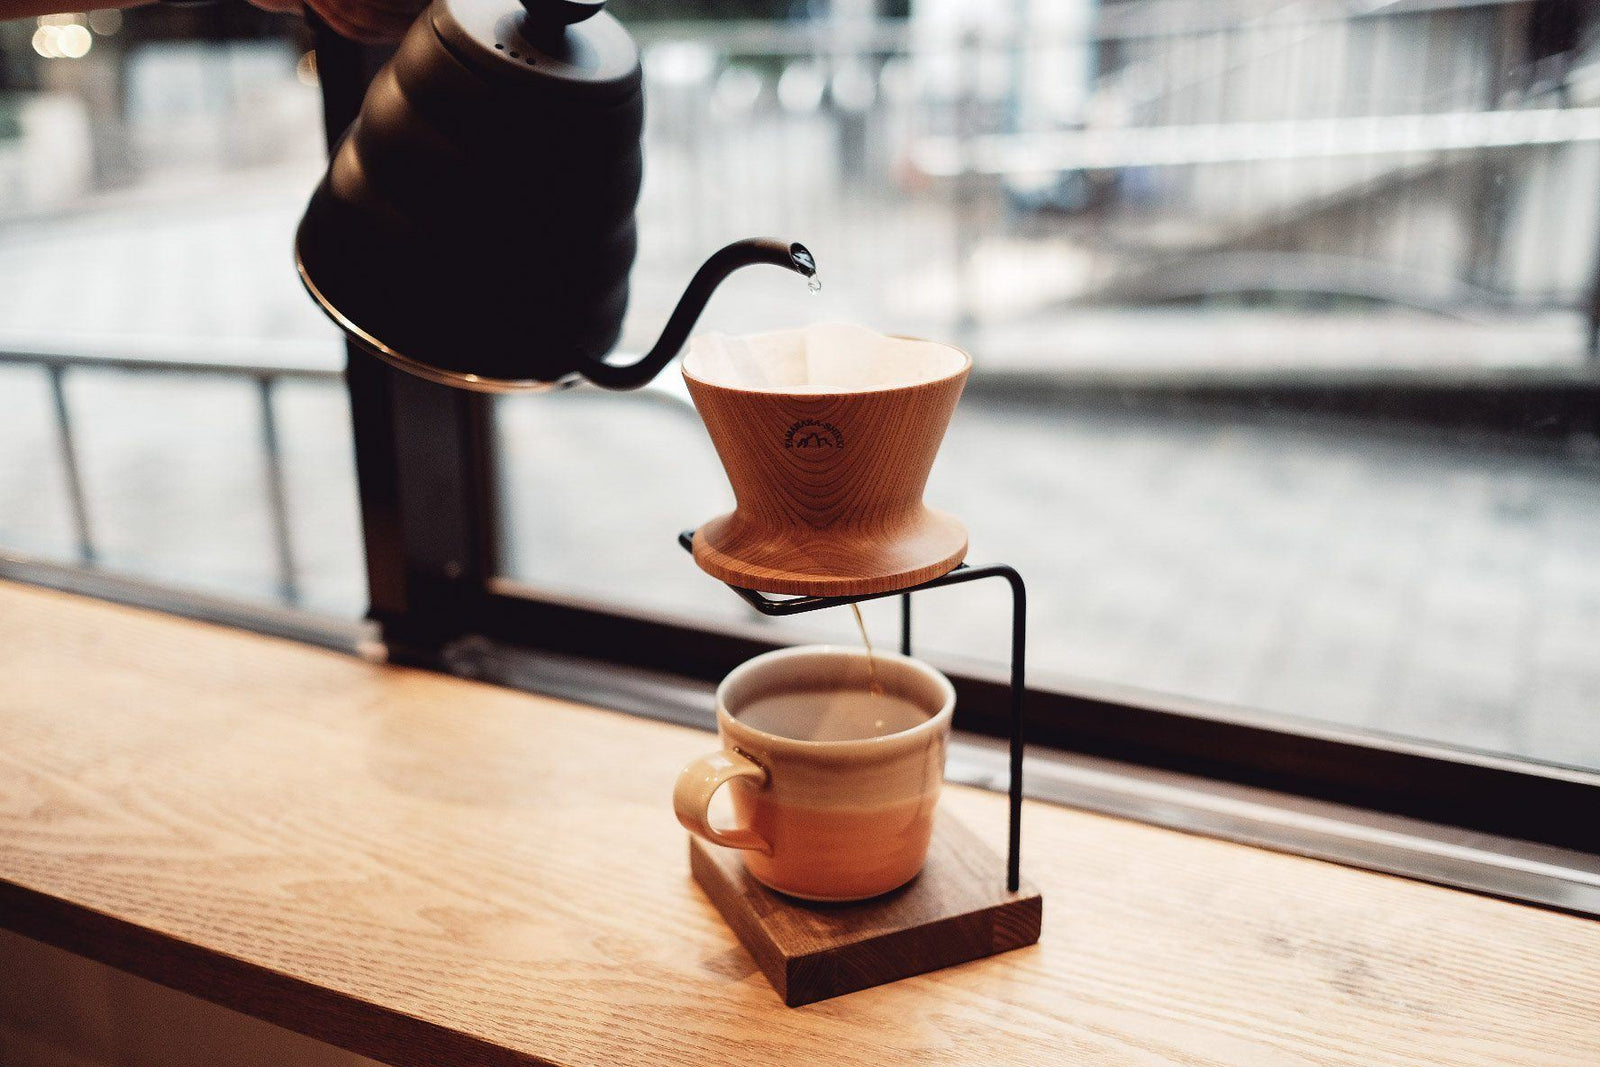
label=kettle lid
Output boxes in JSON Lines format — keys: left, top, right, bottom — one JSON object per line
{"left": 432, "top": 0, "right": 639, "bottom": 100}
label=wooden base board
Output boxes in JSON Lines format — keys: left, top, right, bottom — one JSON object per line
{"left": 690, "top": 814, "right": 1042, "bottom": 1007}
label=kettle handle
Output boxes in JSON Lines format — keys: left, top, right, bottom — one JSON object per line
{"left": 582, "top": 239, "right": 817, "bottom": 390}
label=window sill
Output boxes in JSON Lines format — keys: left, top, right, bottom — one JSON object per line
{"left": 2, "top": 580, "right": 1596, "bottom": 1066}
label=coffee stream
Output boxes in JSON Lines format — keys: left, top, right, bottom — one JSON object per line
{"left": 849, "top": 603, "right": 886, "bottom": 698}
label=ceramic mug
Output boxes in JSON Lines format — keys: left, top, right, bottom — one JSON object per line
{"left": 673, "top": 645, "right": 954, "bottom": 902}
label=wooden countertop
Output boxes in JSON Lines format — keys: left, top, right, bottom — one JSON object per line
{"left": 2, "top": 581, "right": 1597, "bottom": 1066}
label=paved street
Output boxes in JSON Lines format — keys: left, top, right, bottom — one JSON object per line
{"left": 2, "top": 176, "right": 1598, "bottom": 773}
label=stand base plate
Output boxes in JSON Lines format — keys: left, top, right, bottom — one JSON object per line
{"left": 689, "top": 813, "right": 1041, "bottom": 1006}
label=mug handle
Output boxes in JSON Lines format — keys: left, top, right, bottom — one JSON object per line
{"left": 673, "top": 749, "right": 771, "bottom": 853}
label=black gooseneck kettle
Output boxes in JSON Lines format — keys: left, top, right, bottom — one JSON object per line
{"left": 296, "top": 0, "right": 816, "bottom": 392}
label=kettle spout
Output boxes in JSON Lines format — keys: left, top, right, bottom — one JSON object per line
{"left": 583, "top": 238, "right": 817, "bottom": 389}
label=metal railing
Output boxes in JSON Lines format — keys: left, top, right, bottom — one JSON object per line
{"left": 0, "top": 349, "right": 341, "bottom": 606}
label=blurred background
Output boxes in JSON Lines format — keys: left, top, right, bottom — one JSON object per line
{"left": 1, "top": 0, "right": 1597, "bottom": 769}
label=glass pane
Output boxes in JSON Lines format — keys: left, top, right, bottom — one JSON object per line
{"left": 0, "top": 8, "right": 362, "bottom": 616}
{"left": 491, "top": 3, "right": 1600, "bottom": 770}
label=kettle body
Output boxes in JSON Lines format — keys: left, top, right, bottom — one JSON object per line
{"left": 297, "top": 0, "right": 814, "bottom": 391}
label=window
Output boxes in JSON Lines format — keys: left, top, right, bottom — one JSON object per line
{"left": 493, "top": 0, "right": 1600, "bottom": 785}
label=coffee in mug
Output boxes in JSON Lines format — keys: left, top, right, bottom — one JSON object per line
{"left": 673, "top": 645, "right": 954, "bottom": 902}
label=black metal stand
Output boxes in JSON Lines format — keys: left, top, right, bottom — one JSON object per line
{"left": 678, "top": 531, "right": 1027, "bottom": 893}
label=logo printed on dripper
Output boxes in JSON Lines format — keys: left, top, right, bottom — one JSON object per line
{"left": 783, "top": 419, "right": 845, "bottom": 451}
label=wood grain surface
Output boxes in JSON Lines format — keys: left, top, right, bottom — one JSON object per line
{"left": 2, "top": 581, "right": 1600, "bottom": 1066}
{"left": 684, "top": 358, "right": 970, "bottom": 595}
{"left": 691, "top": 814, "right": 1041, "bottom": 1006}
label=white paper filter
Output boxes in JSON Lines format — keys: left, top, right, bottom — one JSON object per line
{"left": 684, "top": 323, "right": 965, "bottom": 393}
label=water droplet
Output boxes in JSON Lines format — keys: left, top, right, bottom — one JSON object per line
{"left": 807, "top": 275, "right": 822, "bottom": 294}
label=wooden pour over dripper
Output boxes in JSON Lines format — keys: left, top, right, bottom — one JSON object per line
{"left": 679, "top": 326, "right": 1041, "bottom": 1007}
{"left": 683, "top": 325, "right": 971, "bottom": 596}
